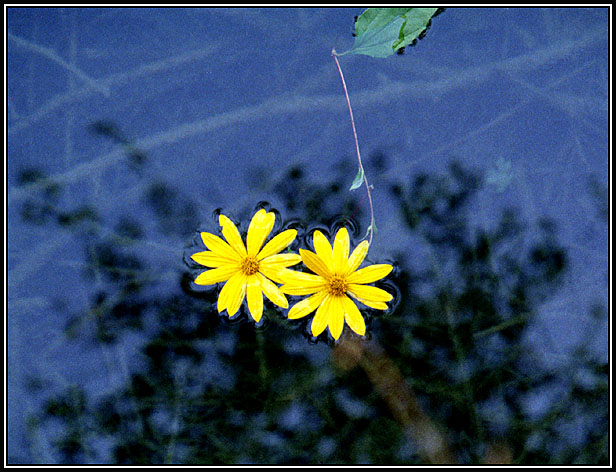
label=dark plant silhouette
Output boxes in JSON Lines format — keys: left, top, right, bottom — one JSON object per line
{"left": 13, "top": 137, "right": 608, "bottom": 465}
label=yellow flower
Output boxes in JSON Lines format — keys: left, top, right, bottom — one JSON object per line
{"left": 191, "top": 209, "right": 302, "bottom": 322}
{"left": 279, "top": 227, "right": 393, "bottom": 340}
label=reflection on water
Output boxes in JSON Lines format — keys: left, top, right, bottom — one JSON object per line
{"left": 12, "top": 123, "right": 607, "bottom": 465}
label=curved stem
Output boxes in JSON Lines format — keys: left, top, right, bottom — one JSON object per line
{"left": 332, "top": 48, "right": 375, "bottom": 246}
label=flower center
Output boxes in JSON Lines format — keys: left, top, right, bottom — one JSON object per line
{"left": 241, "top": 256, "right": 260, "bottom": 276}
{"left": 327, "top": 275, "right": 348, "bottom": 297}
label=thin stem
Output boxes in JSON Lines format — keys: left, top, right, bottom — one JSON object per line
{"left": 332, "top": 48, "right": 375, "bottom": 246}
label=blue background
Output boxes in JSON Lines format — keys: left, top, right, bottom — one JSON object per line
{"left": 7, "top": 7, "right": 609, "bottom": 464}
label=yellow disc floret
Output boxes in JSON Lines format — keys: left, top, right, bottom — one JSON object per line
{"left": 241, "top": 255, "right": 260, "bottom": 276}
{"left": 327, "top": 275, "right": 348, "bottom": 297}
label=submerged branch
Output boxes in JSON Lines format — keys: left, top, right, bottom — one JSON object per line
{"left": 334, "top": 336, "right": 458, "bottom": 464}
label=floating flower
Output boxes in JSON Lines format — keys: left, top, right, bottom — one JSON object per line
{"left": 279, "top": 227, "right": 393, "bottom": 340}
{"left": 191, "top": 209, "right": 301, "bottom": 322}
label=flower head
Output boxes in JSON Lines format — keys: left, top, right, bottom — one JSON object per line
{"left": 279, "top": 227, "right": 393, "bottom": 340}
{"left": 191, "top": 209, "right": 301, "bottom": 322}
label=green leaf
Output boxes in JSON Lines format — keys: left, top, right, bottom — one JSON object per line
{"left": 349, "top": 8, "right": 439, "bottom": 58}
{"left": 349, "top": 167, "right": 364, "bottom": 190}
{"left": 364, "top": 222, "right": 377, "bottom": 240}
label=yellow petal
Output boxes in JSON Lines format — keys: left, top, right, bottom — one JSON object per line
{"left": 257, "top": 273, "right": 288, "bottom": 308}
{"left": 300, "top": 249, "right": 332, "bottom": 278}
{"left": 279, "top": 271, "right": 326, "bottom": 295}
{"left": 219, "top": 214, "right": 247, "bottom": 258}
{"left": 361, "top": 300, "right": 389, "bottom": 310}
{"left": 218, "top": 272, "right": 247, "bottom": 316}
{"left": 332, "top": 228, "right": 350, "bottom": 274}
{"left": 200, "top": 232, "right": 241, "bottom": 261}
{"left": 280, "top": 284, "right": 324, "bottom": 296}
{"left": 311, "top": 294, "right": 332, "bottom": 337}
{"left": 194, "top": 265, "right": 239, "bottom": 285}
{"left": 191, "top": 250, "right": 237, "bottom": 268}
{"left": 346, "top": 240, "right": 369, "bottom": 274}
{"left": 259, "top": 266, "right": 287, "bottom": 285}
{"left": 259, "top": 256, "right": 302, "bottom": 284}
{"left": 257, "top": 229, "right": 297, "bottom": 260}
{"left": 281, "top": 286, "right": 321, "bottom": 296}
{"left": 246, "top": 276, "right": 263, "bottom": 322}
{"left": 328, "top": 296, "right": 345, "bottom": 340}
{"left": 347, "top": 292, "right": 390, "bottom": 310}
{"left": 246, "top": 209, "right": 275, "bottom": 256}
{"left": 312, "top": 230, "right": 334, "bottom": 268}
{"left": 347, "top": 283, "right": 393, "bottom": 303}
{"left": 276, "top": 269, "right": 323, "bottom": 284}
{"left": 341, "top": 295, "right": 366, "bottom": 336}
{"left": 288, "top": 290, "right": 327, "bottom": 320}
{"left": 259, "top": 253, "right": 303, "bottom": 269}
{"left": 346, "top": 264, "right": 393, "bottom": 285}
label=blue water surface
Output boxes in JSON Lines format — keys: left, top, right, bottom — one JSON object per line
{"left": 7, "top": 7, "right": 609, "bottom": 465}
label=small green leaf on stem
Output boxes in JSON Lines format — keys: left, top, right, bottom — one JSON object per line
{"left": 350, "top": 167, "right": 364, "bottom": 190}
{"left": 364, "top": 222, "right": 377, "bottom": 242}
{"left": 349, "top": 167, "right": 364, "bottom": 190}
